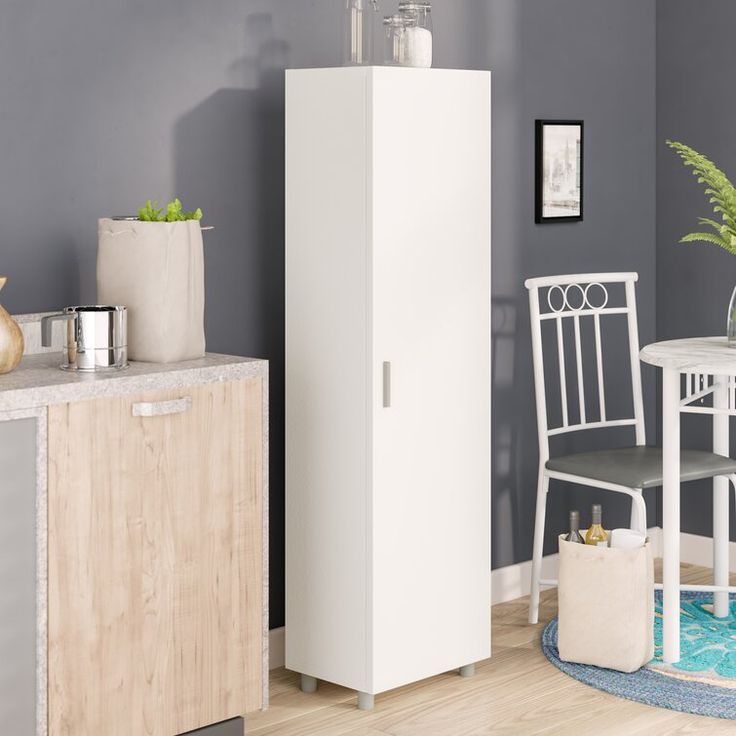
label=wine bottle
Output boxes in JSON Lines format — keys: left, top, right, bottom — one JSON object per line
{"left": 585, "top": 504, "right": 609, "bottom": 547}
{"left": 564, "top": 510, "right": 585, "bottom": 544}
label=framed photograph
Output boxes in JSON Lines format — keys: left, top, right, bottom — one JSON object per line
{"left": 535, "top": 120, "right": 584, "bottom": 223}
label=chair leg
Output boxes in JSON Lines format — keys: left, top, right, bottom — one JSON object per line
{"left": 722, "top": 473, "right": 736, "bottom": 617}
{"left": 629, "top": 489, "right": 646, "bottom": 535}
{"left": 528, "top": 470, "right": 550, "bottom": 625}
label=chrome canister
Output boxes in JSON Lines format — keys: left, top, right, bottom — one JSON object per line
{"left": 41, "top": 305, "right": 128, "bottom": 372}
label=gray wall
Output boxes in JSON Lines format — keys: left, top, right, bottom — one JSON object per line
{"left": 0, "top": 0, "right": 657, "bottom": 628}
{"left": 464, "top": 0, "right": 658, "bottom": 568}
{"left": 656, "top": 1, "right": 736, "bottom": 534}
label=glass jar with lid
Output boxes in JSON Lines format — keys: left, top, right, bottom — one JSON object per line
{"left": 383, "top": 14, "right": 407, "bottom": 66}
{"left": 398, "top": 1, "right": 432, "bottom": 68}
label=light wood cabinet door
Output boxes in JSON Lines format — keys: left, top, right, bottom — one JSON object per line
{"left": 48, "top": 379, "right": 264, "bottom": 736}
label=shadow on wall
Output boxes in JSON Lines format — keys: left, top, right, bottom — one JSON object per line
{"left": 491, "top": 296, "right": 523, "bottom": 569}
{"left": 491, "top": 293, "right": 544, "bottom": 573}
{"left": 463, "top": 0, "right": 530, "bottom": 571}
{"left": 173, "top": 13, "right": 290, "bottom": 629}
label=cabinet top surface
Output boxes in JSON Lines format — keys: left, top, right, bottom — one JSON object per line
{"left": 0, "top": 352, "right": 268, "bottom": 413}
{"left": 286, "top": 66, "right": 491, "bottom": 77}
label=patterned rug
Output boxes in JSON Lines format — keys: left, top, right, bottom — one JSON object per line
{"left": 542, "top": 592, "right": 736, "bottom": 720}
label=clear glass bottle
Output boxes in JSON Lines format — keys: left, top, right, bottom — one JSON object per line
{"left": 564, "top": 510, "right": 585, "bottom": 544}
{"left": 344, "top": 0, "right": 379, "bottom": 66}
{"left": 398, "top": 1, "right": 433, "bottom": 68}
{"left": 585, "top": 504, "right": 610, "bottom": 547}
{"left": 727, "top": 285, "right": 736, "bottom": 347}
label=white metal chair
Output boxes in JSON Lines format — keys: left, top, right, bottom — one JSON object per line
{"left": 525, "top": 272, "right": 736, "bottom": 624}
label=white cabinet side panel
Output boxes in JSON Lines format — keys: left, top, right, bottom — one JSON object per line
{"left": 370, "top": 68, "right": 492, "bottom": 693}
{"left": 285, "top": 68, "right": 370, "bottom": 691}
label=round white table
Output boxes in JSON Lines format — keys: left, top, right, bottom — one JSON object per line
{"left": 641, "top": 336, "right": 736, "bottom": 664}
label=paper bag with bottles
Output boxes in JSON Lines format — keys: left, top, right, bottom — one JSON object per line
{"left": 556, "top": 525, "right": 654, "bottom": 672}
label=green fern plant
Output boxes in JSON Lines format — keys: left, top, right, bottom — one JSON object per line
{"left": 667, "top": 140, "right": 736, "bottom": 255}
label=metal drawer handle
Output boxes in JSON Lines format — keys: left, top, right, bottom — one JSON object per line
{"left": 132, "top": 396, "right": 192, "bottom": 417}
{"left": 383, "top": 362, "right": 391, "bottom": 408}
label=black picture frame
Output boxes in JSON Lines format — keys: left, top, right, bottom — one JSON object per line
{"left": 535, "top": 120, "right": 584, "bottom": 223}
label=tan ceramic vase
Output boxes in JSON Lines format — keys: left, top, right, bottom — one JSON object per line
{"left": 0, "top": 277, "right": 24, "bottom": 374}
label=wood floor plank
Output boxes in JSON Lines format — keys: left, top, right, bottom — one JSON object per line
{"left": 248, "top": 561, "right": 736, "bottom": 736}
{"left": 246, "top": 668, "right": 355, "bottom": 732}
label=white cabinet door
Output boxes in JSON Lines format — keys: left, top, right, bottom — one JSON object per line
{"left": 370, "top": 69, "right": 491, "bottom": 692}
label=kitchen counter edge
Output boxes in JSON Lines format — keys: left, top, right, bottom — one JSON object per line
{"left": 0, "top": 352, "right": 269, "bottom": 413}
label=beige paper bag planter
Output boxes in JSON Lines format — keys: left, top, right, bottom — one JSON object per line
{"left": 557, "top": 535, "right": 654, "bottom": 673}
{"left": 97, "top": 218, "right": 205, "bottom": 363}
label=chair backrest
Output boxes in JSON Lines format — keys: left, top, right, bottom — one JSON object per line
{"left": 525, "top": 272, "right": 646, "bottom": 464}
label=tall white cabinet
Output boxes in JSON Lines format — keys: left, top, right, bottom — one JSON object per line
{"left": 285, "top": 67, "right": 491, "bottom": 708}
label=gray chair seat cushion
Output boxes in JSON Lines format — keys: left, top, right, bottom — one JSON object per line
{"left": 546, "top": 446, "right": 736, "bottom": 489}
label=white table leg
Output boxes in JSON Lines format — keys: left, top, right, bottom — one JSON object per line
{"left": 713, "top": 375, "right": 730, "bottom": 618}
{"left": 662, "top": 367, "right": 681, "bottom": 663}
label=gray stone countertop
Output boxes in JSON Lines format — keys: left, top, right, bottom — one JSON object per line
{"left": 0, "top": 352, "right": 268, "bottom": 413}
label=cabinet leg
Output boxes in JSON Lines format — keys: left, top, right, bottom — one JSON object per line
{"left": 357, "top": 692, "right": 374, "bottom": 711}
{"left": 300, "top": 674, "right": 318, "bottom": 694}
{"left": 459, "top": 664, "right": 475, "bottom": 678}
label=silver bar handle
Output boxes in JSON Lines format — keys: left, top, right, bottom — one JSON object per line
{"left": 132, "top": 396, "right": 192, "bottom": 417}
{"left": 41, "top": 312, "right": 76, "bottom": 347}
{"left": 383, "top": 362, "right": 391, "bottom": 408}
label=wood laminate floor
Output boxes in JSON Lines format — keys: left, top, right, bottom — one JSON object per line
{"left": 247, "top": 562, "right": 736, "bottom": 735}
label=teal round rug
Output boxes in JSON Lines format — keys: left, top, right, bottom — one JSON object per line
{"left": 542, "top": 591, "right": 736, "bottom": 720}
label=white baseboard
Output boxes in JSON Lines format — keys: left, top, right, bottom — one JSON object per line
{"left": 270, "top": 627, "right": 285, "bottom": 670}
{"left": 265, "top": 526, "right": 685, "bottom": 671}
{"left": 640, "top": 525, "right": 736, "bottom": 567}
{"left": 647, "top": 525, "right": 663, "bottom": 557}
{"left": 490, "top": 525, "right": 662, "bottom": 605}
{"left": 678, "top": 529, "right": 736, "bottom": 568}
{"left": 490, "top": 551, "right": 558, "bottom": 606}
{"left": 269, "top": 556, "right": 563, "bottom": 669}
